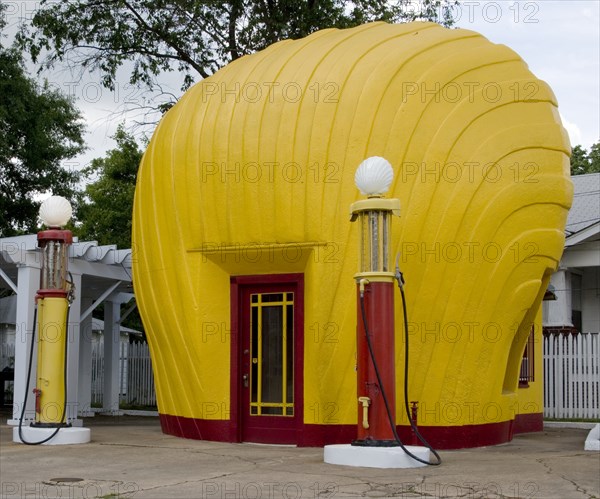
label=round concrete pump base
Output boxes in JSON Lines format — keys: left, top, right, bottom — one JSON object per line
{"left": 584, "top": 424, "right": 599, "bottom": 451}
{"left": 324, "top": 443, "right": 430, "bottom": 468}
{"left": 13, "top": 426, "right": 91, "bottom": 445}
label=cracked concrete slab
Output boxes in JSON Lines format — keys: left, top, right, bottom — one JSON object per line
{"left": 1, "top": 415, "right": 598, "bottom": 498}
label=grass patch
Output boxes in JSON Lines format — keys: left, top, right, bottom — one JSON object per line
{"left": 545, "top": 418, "right": 599, "bottom": 423}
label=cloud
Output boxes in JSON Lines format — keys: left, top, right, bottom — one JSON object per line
{"left": 561, "top": 117, "right": 582, "bottom": 148}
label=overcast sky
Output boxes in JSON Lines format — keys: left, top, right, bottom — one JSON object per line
{"left": 4, "top": 1, "right": 599, "bottom": 169}
{"left": 455, "top": 0, "right": 599, "bottom": 150}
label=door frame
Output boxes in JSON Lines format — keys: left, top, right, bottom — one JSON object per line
{"left": 230, "top": 273, "right": 304, "bottom": 443}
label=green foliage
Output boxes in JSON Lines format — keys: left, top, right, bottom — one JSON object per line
{"left": 76, "top": 125, "right": 143, "bottom": 249}
{"left": 571, "top": 142, "right": 600, "bottom": 176}
{"left": 0, "top": 7, "right": 85, "bottom": 236}
{"left": 18, "top": 0, "right": 459, "bottom": 97}
{"left": 588, "top": 142, "right": 600, "bottom": 172}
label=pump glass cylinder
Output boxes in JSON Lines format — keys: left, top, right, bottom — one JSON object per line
{"left": 40, "top": 241, "right": 68, "bottom": 291}
{"left": 358, "top": 211, "right": 391, "bottom": 273}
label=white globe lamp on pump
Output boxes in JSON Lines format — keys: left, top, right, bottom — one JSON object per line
{"left": 39, "top": 196, "right": 73, "bottom": 228}
{"left": 354, "top": 156, "right": 394, "bottom": 197}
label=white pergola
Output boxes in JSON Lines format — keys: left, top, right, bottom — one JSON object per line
{"left": 0, "top": 234, "right": 134, "bottom": 426}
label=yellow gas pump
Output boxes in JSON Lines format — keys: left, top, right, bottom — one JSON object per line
{"left": 33, "top": 227, "right": 72, "bottom": 426}
{"left": 14, "top": 196, "right": 91, "bottom": 445}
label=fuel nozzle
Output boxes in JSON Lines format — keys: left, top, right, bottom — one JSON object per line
{"left": 394, "top": 252, "right": 405, "bottom": 290}
{"left": 359, "top": 278, "right": 369, "bottom": 298}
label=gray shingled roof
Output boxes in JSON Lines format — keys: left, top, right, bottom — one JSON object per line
{"left": 566, "top": 173, "right": 600, "bottom": 236}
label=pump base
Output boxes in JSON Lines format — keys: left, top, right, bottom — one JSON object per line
{"left": 324, "top": 443, "right": 429, "bottom": 468}
{"left": 13, "top": 426, "right": 90, "bottom": 445}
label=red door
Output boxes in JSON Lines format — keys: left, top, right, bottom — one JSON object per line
{"left": 232, "top": 275, "right": 303, "bottom": 444}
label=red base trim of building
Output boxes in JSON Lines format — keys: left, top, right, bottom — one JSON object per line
{"left": 159, "top": 414, "right": 542, "bottom": 449}
{"left": 393, "top": 421, "right": 514, "bottom": 449}
{"left": 160, "top": 414, "right": 233, "bottom": 442}
{"left": 513, "top": 412, "right": 543, "bottom": 434}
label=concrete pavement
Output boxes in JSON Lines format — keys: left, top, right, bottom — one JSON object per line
{"left": 1, "top": 414, "right": 598, "bottom": 498}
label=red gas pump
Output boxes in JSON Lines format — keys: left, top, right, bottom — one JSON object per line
{"left": 324, "top": 157, "right": 440, "bottom": 467}
{"left": 350, "top": 158, "right": 400, "bottom": 446}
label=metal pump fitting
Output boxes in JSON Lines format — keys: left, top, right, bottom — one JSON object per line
{"left": 358, "top": 396, "right": 371, "bottom": 429}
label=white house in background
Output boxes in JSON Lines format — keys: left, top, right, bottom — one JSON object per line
{"left": 544, "top": 173, "right": 600, "bottom": 335}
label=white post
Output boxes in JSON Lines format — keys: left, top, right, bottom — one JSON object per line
{"left": 103, "top": 300, "right": 122, "bottom": 415}
{"left": 78, "top": 296, "right": 94, "bottom": 417}
{"left": 543, "top": 270, "right": 572, "bottom": 327}
{"left": 9, "top": 265, "right": 39, "bottom": 426}
{"left": 66, "top": 272, "right": 82, "bottom": 424}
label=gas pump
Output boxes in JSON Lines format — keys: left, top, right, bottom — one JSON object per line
{"left": 324, "top": 157, "right": 440, "bottom": 468}
{"left": 33, "top": 210, "right": 73, "bottom": 428}
{"left": 350, "top": 157, "right": 400, "bottom": 445}
{"left": 14, "top": 196, "right": 90, "bottom": 445}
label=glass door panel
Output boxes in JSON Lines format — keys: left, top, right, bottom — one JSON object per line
{"left": 249, "top": 293, "right": 294, "bottom": 417}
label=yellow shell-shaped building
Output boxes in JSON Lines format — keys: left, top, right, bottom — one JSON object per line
{"left": 132, "top": 22, "right": 572, "bottom": 448}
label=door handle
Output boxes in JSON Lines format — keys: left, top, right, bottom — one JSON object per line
{"left": 242, "top": 374, "right": 249, "bottom": 388}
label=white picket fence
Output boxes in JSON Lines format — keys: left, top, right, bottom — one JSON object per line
{"left": 91, "top": 341, "right": 157, "bottom": 407}
{"left": 544, "top": 332, "right": 600, "bottom": 419}
{"left": 0, "top": 340, "right": 156, "bottom": 408}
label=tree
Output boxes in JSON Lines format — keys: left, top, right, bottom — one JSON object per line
{"left": 571, "top": 142, "right": 600, "bottom": 176}
{"left": 570, "top": 145, "right": 591, "bottom": 176}
{"left": 76, "top": 124, "right": 143, "bottom": 249}
{"left": 588, "top": 142, "right": 600, "bottom": 172}
{"left": 75, "top": 125, "right": 144, "bottom": 334}
{"left": 0, "top": 6, "right": 85, "bottom": 236}
{"left": 17, "top": 0, "right": 459, "bottom": 108}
